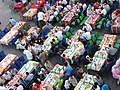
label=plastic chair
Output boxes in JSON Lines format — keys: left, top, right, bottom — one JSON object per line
{"left": 56, "top": 16, "right": 60, "bottom": 22}
{"left": 0, "top": 31, "right": 5, "bottom": 37}
{"left": 114, "top": 43, "right": 120, "bottom": 49}
{"left": 15, "top": 60, "right": 22, "bottom": 67}
{"left": 24, "top": 26, "right": 29, "bottom": 31}
{"left": 97, "top": 36, "right": 103, "bottom": 40}
{"left": 23, "top": 60, "right": 29, "bottom": 64}
{"left": 95, "top": 32, "right": 99, "bottom": 38}
{"left": 71, "top": 20, "right": 76, "bottom": 26}
{"left": 4, "top": 28, "right": 9, "bottom": 33}
{"left": 116, "top": 39, "right": 120, "bottom": 44}
{"left": 66, "top": 32, "right": 71, "bottom": 38}
{"left": 77, "top": 18, "right": 81, "bottom": 24}
{"left": 89, "top": 40, "right": 93, "bottom": 46}
{"left": 69, "top": 28, "right": 74, "bottom": 33}
{"left": 92, "top": 36, "right": 97, "bottom": 42}
{"left": 0, "top": 51, "right": 6, "bottom": 59}
{"left": 19, "top": 56, "right": 25, "bottom": 63}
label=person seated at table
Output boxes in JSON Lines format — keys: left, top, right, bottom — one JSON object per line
{"left": 32, "top": 82, "right": 40, "bottom": 90}
{"left": 10, "top": 68, "right": 18, "bottom": 76}
{"left": 15, "top": 37, "right": 26, "bottom": 50}
{"left": 106, "top": 44, "right": 117, "bottom": 59}
{"left": 23, "top": 45, "right": 33, "bottom": 60}
{"left": 103, "top": 3, "right": 111, "bottom": 13}
{"left": 68, "top": 75, "right": 77, "bottom": 88}
{"left": 43, "top": 21, "right": 53, "bottom": 32}
{"left": 2, "top": 71, "right": 12, "bottom": 82}
{"left": 58, "top": 41, "right": 66, "bottom": 50}
{"left": 63, "top": 25, "right": 70, "bottom": 34}
{"left": 106, "top": 20, "right": 112, "bottom": 29}
{"left": 9, "top": 18, "right": 17, "bottom": 27}
{"left": 15, "top": 84, "right": 24, "bottom": 90}
{"left": 41, "top": 29, "right": 49, "bottom": 40}
{"left": 55, "top": 30, "right": 63, "bottom": 41}
{"left": 82, "top": 23, "right": 92, "bottom": 32}
{"left": 76, "top": 67, "right": 86, "bottom": 81}
{"left": 37, "top": 9, "right": 45, "bottom": 28}
{"left": 100, "top": 7, "right": 107, "bottom": 17}
{"left": 52, "top": 38, "right": 59, "bottom": 45}
{"left": 35, "top": 36, "right": 45, "bottom": 45}
{"left": 92, "top": 82, "right": 101, "bottom": 90}
{"left": 93, "top": 74, "right": 104, "bottom": 87}
{"left": 64, "top": 79, "right": 71, "bottom": 90}
{"left": 25, "top": 71, "right": 35, "bottom": 81}
{"left": 101, "top": 83, "right": 110, "bottom": 90}
{"left": 63, "top": 62, "right": 73, "bottom": 80}
{"left": 38, "top": 68, "right": 47, "bottom": 81}
{"left": 0, "top": 76, "right": 5, "bottom": 85}
{"left": 44, "top": 59, "right": 54, "bottom": 72}
{"left": 82, "top": 28, "right": 91, "bottom": 40}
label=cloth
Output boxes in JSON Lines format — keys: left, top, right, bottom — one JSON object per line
{"left": 17, "top": 85, "right": 24, "bottom": 90}
{"left": 37, "top": 12, "right": 45, "bottom": 21}
{"left": 23, "top": 49, "right": 33, "bottom": 60}
{"left": 64, "top": 64, "right": 73, "bottom": 76}
{"left": 55, "top": 31, "right": 63, "bottom": 41}
{"left": 64, "top": 80, "right": 71, "bottom": 89}
{"left": 26, "top": 74, "right": 34, "bottom": 81}
{"left": 82, "top": 32, "right": 91, "bottom": 40}
{"left": 10, "top": 18, "right": 17, "bottom": 26}
{"left": 101, "top": 84, "right": 110, "bottom": 90}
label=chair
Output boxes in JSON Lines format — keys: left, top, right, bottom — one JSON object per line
{"left": 71, "top": 20, "right": 76, "bottom": 26}
{"left": 92, "top": 36, "right": 97, "bottom": 42}
{"left": 97, "top": 36, "right": 103, "bottom": 40}
{"left": 12, "top": 35, "right": 19, "bottom": 45}
{"left": 66, "top": 32, "right": 71, "bottom": 38}
{"left": 24, "top": 26, "right": 29, "bottom": 31}
{"left": 76, "top": 18, "right": 81, "bottom": 24}
{"left": 0, "top": 51, "right": 6, "bottom": 59}
{"left": 89, "top": 40, "right": 93, "bottom": 46}
{"left": 69, "top": 28, "right": 74, "bottom": 33}
{"left": 4, "top": 28, "right": 9, "bottom": 33}
{"left": 0, "top": 31, "right": 5, "bottom": 37}
{"left": 96, "top": 24, "right": 102, "bottom": 29}
{"left": 63, "top": 34, "right": 67, "bottom": 39}
{"left": 114, "top": 43, "right": 120, "bottom": 49}
{"left": 95, "top": 32, "right": 99, "bottom": 38}
{"left": 56, "top": 16, "right": 60, "bottom": 22}
{"left": 23, "top": 60, "right": 29, "bottom": 64}
{"left": 116, "top": 39, "right": 120, "bottom": 44}
{"left": 19, "top": 56, "right": 25, "bottom": 63}
{"left": 15, "top": 60, "right": 22, "bottom": 67}
{"left": 96, "top": 40, "right": 101, "bottom": 45}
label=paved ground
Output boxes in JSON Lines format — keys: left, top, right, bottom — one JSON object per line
{"left": 0, "top": 0, "right": 120, "bottom": 90}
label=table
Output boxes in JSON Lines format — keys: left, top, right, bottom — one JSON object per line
{"left": 99, "top": 34, "right": 117, "bottom": 47}
{"left": 61, "top": 41, "right": 85, "bottom": 63}
{"left": 27, "top": 27, "right": 41, "bottom": 35}
{"left": 85, "top": 14, "right": 101, "bottom": 28}
{"left": 43, "top": 73, "right": 60, "bottom": 87}
{"left": 43, "top": 10, "right": 54, "bottom": 21}
{"left": 87, "top": 47, "right": 108, "bottom": 71}
{"left": 23, "top": 9, "right": 37, "bottom": 20}
{"left": 0, "top": 54, "right": 17, "bottom": 75}
{"left": 18, "top": 61, "right": 39, "bottom": 74}
{"left": 0, "top": 22, "right": 29, "bottom": 45}
{"left": 74, "top": 74, "right": 96, "bottom": 90}
{"left": 61, "top": 4, "right": 80, "bottom": 25}
{"left": 7, "top": 74, "right": 26, "bottom": 88}
{"left": 14, "top": 3, "right": 24, "bottom": 10}
{"left": 111, "top": 17, "right": 120, "bottom": 34}
{"left": 51, "top": 64, "right": 65, "bottom": 74}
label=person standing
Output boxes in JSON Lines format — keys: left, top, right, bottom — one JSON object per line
{"left": 9, "top": 18, "right": 17, "bottom": 27}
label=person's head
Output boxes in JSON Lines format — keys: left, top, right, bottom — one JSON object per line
{"left": 51, "top": 42, "right": 54, "bottom": 45}
{"left": 25, "top": 45, "right": 28, "bottom": 50}
{"left": 52, "top": 39, "right": 55, "bottom": 42}
{"left": 0, "top": 22, "right": 1, "bottom": 25}
{"left": 109, "top": 44, "right": 111, "bottom": 47}
{"left": 64, "top": 62, "right": 68, "bottom": 67}
{"left": 26, "top": 72, "right": 29, "bottom": 75}
{"left": 63, "top": 54, "right": 65, "bottom": 57}
{"left": 15, "top": 84, "right": 19, "bottom": 87}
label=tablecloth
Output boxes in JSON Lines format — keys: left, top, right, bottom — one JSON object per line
{"left": 18, "top": 61, "right": 39, "bottom": 74}
{"left": 85, "top": 14, "right": 101, "bottom": 27}
{"left": 99, "top": 34, "right": 117, "bottom": 47}
{"left": 0, "top": 54, "right": 17, "bottom": 75}
{"left": 74, "top": 74, "right": 95, "bottom": 90}
{"left": 87, "top": 47, "right": 108, "bottom": 71}
{"left": 0, "top": 22, "right": 28, "bottom": 45}
{"left": 14, "top": 3, "right": 24, "bottom": 9}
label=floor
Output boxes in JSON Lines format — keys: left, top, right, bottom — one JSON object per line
{"left": 0, "top": 0, "right": 120, "bottom": 90}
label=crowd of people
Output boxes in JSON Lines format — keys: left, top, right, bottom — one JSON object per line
{"left": 0, "top": 0, "right": 120, "bottom": 90}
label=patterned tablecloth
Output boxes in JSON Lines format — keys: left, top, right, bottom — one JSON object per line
{"left": 18, "top": 61, "right": 39, "bottom": 74}
{"left": 0, "top": 22, "right": 29, "bottom": 45}
{"left": 42, "top": 26, "right": 64, "bottom": 52}
{"left": 85, "top": 14, "right": 101, "bottom": 28}
{"left": 23, "top": 9, "right": 37, "bottom": 20}
{"left": 87, "top": 47, "right": 108, "bottom": 71}
{"left": 27, "top": 27, "right": 41, "bottom": 35}
{"left": 7, "top": 74, "right": 26, "bottom": 88}
{"left": 0, "top": 54, "right": 17, "bottom": 75}
{"left": 111, "top": 17, "right": 120, "bottom": 34}
{"left": 43, "top": 10, "right": 54, "bottom": 21}
{"left": 61, "top": 4, "right": 80, "bottom": 25}
{"left": 74, "top": 74, "right": 96, "bottom": 90}
{"left": 51, "top": 64, "right": 65, "bottom": 74}
{"left": 99, "top": 34, "right": 117, "bottom": 47}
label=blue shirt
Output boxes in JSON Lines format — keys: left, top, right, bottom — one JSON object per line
{"left": 64, "top": 64, "right": 73, "bottom": 76}
{"left": 106, "top": 21, "right": 112, "bottom": 28}
{"left": 10, "top": 19, "right": 17, "bottom": 26}
{"left": 101, "top": 84, "right": 110, "bottom": 90}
